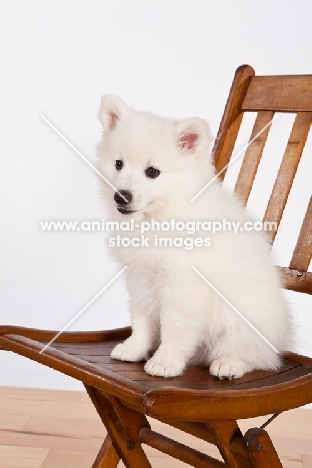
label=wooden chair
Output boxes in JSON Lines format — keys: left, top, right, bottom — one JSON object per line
{"left": 1, "top": 64, "right": 312, "bottom": 467}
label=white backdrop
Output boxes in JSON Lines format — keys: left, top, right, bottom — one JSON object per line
{"left": 0, "top": 1, "right": 311, "bottom": 392}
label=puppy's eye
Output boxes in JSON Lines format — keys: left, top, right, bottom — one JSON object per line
{"left": 115, "top": 160, "right": 123, "bottom": 171}
{"left": 145, "top": 166, "right": 160, "bottom": 179}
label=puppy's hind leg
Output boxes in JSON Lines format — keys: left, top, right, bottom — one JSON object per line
{"left": 209, "top": 317, "right": 280, "bottom": 380}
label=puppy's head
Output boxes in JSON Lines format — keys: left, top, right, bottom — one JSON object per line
{"left": 97, "top": 95, "right": 214, "bottom": 218}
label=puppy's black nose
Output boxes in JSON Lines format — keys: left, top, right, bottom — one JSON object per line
{"left": 114, "top": 190, "right": 132, "bottom": 205}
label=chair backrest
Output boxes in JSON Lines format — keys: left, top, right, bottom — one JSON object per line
{"left": 212, "top": 65, "right": 312, "bottom": 295}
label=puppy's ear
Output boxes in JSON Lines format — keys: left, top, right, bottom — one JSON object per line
{"left": 175, "top": 118, "right": 212, "bottom": 159}
{"left": 98, "top": 95, "right": 129, "bottom": 132}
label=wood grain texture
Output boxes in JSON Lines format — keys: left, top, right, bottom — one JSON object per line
{"left": 263, "top": 112, "right": 312, "bottom": 243}
{"left": 244, "top": 427, "right": 283, "bottom": 467}
{"left": 212, "top": 64, "right": 255, "bottom": 179}
{"left": 289, "top": 197, "right": 312, "bottom": 272}
{"left": 1, "top": 330, "right": 312, "bottom": 423}
{"left": 91, "top": 435, "right": 119, "bottom": 468}
{"left": 41, "top": 449, "right": 97, "bottom": 468}
{"left": 85, "top": 385, "right": 152, "bottom": 468}
{"left": 234, "top": 110, "right": 275, "bottom": 205}
{"left": 0, "top": 445, "right": 50, "bottom": 467}
{"left": 278, "top": 267, "right": 312, "bottom": 295}
{"left": 208, "top": 420, "right": 250, "bottom": 468}
{"left": 242, "top": 75, "right": 312, "bottom": 112}
{"left": 139, "top": 427, "right": 225, "bottom": 467}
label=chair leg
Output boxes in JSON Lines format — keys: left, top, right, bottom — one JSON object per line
{"left": 208, "top": 420, "right": 250, "bottom": 468}
{"left": 92, "top": 434, "right": 119, "bottom": 468}
{"left": 85, "top": 384, "right": 152, "bottom": 468}
{"left": 243, "top": 427, "right": 283, "bottom": 468}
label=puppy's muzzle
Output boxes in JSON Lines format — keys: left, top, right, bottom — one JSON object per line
{"left": 114, "top": 190, "right": 135, "bottom": 214}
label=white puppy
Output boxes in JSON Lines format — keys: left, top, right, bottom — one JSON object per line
{"left": 97, "top": 95, "right": 293, "bottom": 380}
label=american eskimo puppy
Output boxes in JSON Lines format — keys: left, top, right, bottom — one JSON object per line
{"left": 96, "top": 95, "right": 293, "bottom": 379}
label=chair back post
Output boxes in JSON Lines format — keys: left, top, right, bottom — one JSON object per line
{"left": 212, "top": 64, "right": 255, "bottom": 177}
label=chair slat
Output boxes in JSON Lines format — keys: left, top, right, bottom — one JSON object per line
{"left": 289, "top": 197, "right": 312, "bottom": 272}
{"left": 234, "top": 110, "right": 275, "bottom": 205}
{"left": 242, "top": 75, "right": 312, "bottom": 112}
{"left": 263, "top": 112, "right": 312, "bottom": 243}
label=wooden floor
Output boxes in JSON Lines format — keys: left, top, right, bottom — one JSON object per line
{"left": 0, "top": 386, "right": 311, "bottom": 467}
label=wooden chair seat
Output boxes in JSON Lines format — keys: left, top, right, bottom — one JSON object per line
{"left": 1, "top": 65, "right": 311, "bottom": 466}
{"left": 1, "top": 326, "right": 312, "bottom": 423}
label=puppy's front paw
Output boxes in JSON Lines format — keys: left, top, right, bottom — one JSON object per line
{"left": 111, "top": 342, "right": 147, "bottom": 362}
{"left": 210, "top": 356, "right": 253, "bottom": 380}
{"left": 144, "top": 354, "right": 185, "bottom": 378}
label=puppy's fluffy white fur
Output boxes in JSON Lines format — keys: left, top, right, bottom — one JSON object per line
{"left": 97, "top": 95, "right": 293, "bottom": 379}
